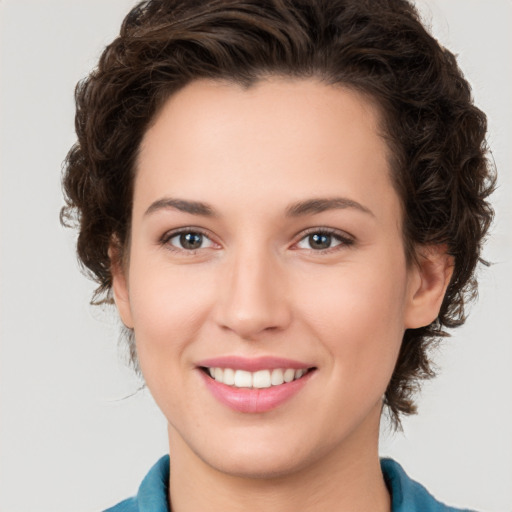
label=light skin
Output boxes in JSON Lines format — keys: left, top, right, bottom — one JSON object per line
{"left": 112, "top": 77, "right": 453, "bottom": 512}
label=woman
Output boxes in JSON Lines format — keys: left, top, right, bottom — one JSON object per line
{"left": 61, "top": 0, "right": 495, "bottom": 510}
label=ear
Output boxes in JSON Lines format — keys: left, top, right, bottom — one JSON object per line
{"left": 109, "top": 244, "right": 134, "bottom": 329}
{"left": 404, "top": 245, "right": 454, "bottom": 329}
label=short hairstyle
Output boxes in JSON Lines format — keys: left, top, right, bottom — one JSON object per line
{"left": 61, "top": 0, "right": 495, "bottom": 427}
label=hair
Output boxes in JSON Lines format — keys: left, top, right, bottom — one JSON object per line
{"left": 61, "top": 0, "right": 495, "bottom": 427}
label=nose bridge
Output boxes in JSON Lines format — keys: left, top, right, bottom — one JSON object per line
{"left": 216, "top": 239, "right": 291, "bottom": 339}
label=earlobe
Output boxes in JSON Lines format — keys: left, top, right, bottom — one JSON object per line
{"left": 109, "top": 244, "right": 134, "bottom": 329}
{"left": 404, "top": 245, "right": 454, "bottom": 329}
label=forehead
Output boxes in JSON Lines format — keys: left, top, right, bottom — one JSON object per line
{"left": 135, "top": 78, "right": 399, "bottom": 225}
{"left": 142, "top": 77, "right": 386, "bottom": 160}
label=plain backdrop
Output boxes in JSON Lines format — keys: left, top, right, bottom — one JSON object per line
{"left": 0, "top": 1, "right": 511, "bottom": 511}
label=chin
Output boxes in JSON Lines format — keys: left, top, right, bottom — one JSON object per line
{"left": 203, "top": 445, "right": 317, "bottom": 480}
{"left": 182, "top": 423, "right": 338, "bottom": 481}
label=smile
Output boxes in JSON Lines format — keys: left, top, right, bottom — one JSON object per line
{"left": 204, "top": 367, "right": 311, "bottom": 389}
{"left": 197, "top": 357, "right": 316, "bottom": 413}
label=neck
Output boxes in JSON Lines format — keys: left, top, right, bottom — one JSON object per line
{"left": 167, "top": 408, "right": 390, "bottom": 512}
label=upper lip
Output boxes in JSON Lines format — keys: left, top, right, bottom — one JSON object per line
{"left": 196, "top": 356, "right": 314, "bottom": 372}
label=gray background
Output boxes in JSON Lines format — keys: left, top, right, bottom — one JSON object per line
{"left": 1, "top": 1, "right": 510, "bottom": 511}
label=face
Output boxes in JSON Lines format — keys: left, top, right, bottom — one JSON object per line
{"left": 113, "top": 78, "right": 441, "bottom": 479}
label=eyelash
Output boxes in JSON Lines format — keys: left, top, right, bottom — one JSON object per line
{"left": 293, "top": 228, "right": 354, "bottom": 253}
{"left": 159, "top": 227, "right": 354, "bottom": 254}
{"left": 160, "top": 227, "right": 216, "bottom": 253}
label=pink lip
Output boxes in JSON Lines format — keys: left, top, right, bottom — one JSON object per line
{"left": 198, "top": 367, "right": 315, "bottom": 414}
{"left": 197, "top": 356, "right": 312, "bottom": 372}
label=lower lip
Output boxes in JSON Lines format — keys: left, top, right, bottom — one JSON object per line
{"left": 200, "top": 370, "right": 313, "bottom": 413}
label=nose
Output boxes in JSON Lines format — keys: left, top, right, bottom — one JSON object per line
{"left": 214, "top": 245, "right": 292, "bottom": 340}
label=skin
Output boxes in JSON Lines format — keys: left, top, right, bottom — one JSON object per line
{"left": 112, "top": 78, "right": 452, "bottom": 512}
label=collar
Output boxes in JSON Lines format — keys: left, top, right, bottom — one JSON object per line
{"left": 122, "top": 455, "right": 473, "bottom": 512}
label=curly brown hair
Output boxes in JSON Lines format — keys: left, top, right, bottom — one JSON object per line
{"left": 61, "top": 0, "right": 495, "bottom": 427}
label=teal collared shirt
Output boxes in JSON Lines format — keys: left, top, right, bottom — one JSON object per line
{"left": 104, "top": 456, "right": 475, "bottom": 512}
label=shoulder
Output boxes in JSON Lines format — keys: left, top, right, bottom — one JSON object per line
{"left": 102, "top": 455, "right": 170, "bottom": 512}
{"left": 381, "top": 458, "right": 477, "bottom": 512}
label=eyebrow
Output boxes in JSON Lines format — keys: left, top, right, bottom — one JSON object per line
{"left": 144, "top": 196, "right": 374, "bottom": 218}
{"left": 144, "top": 198, "right": 215, "bottom": 217}
{"left": 285, "top": 197, "right": 374, "bottom": 217}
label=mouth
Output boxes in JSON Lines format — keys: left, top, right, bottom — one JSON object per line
{"left": 200, "top": 366, "right": 316, "bottom": 389}
{"left": 197, "top": 357, "right": 317, "bottom": 413}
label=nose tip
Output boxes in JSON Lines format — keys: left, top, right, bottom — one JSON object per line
{"left": 221, "top": 308, "right": 282, "bottom": 340}
{"left": 214, "top": 254, "right": 291, "bottom": 340}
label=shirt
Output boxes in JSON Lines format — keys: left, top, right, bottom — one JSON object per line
{"left": 103, "top": 456, "right": 476, "bottom": 512}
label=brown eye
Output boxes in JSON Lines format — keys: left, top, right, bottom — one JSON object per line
{"left": 296, "top": 230, "right": 353, "bottom": 251}
{"left": 167, "top": 231, "right": 214, "bottom": 251}
{"left": 308, "top": 233, "right": 332, "bottom": 250}
{"left": 180, "top": 232, "right": 203, "bottom": 249}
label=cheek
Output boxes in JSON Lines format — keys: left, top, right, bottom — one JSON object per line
{"left": 126, "top": 263, "right": 220, "bottom": 417}
{"left": 295, "top": 255, "right": 408, "bottom": 380}
{"left": 298, "top": 253, "right": 407, "bottom": 325}
{"left": 126, "top": 259, "right": 215, "bottom": 367}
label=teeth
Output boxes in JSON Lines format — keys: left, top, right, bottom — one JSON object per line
{"left": 234, "top": 370, "right": 252, "bottom": 388}
{"left": 223, "top": 368, "right": 235, "bottom": 386}
{"left": 271, "top": 368, "right": 284, "bottom": 386}
{"left": 283, "top": 368, "right": 295, "bottom": 383}
{"left": 253, "top": 370, "right": 271, "bottom": 388}
{"left": 206, "top": 367, "right": 309, "bottom": 388}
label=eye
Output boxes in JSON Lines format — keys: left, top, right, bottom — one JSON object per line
{"left": 295, "top": 230, "right": 353, "bottom": 251}
{"left": 165, "top": 230, "right": 215, "bottom": 251}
